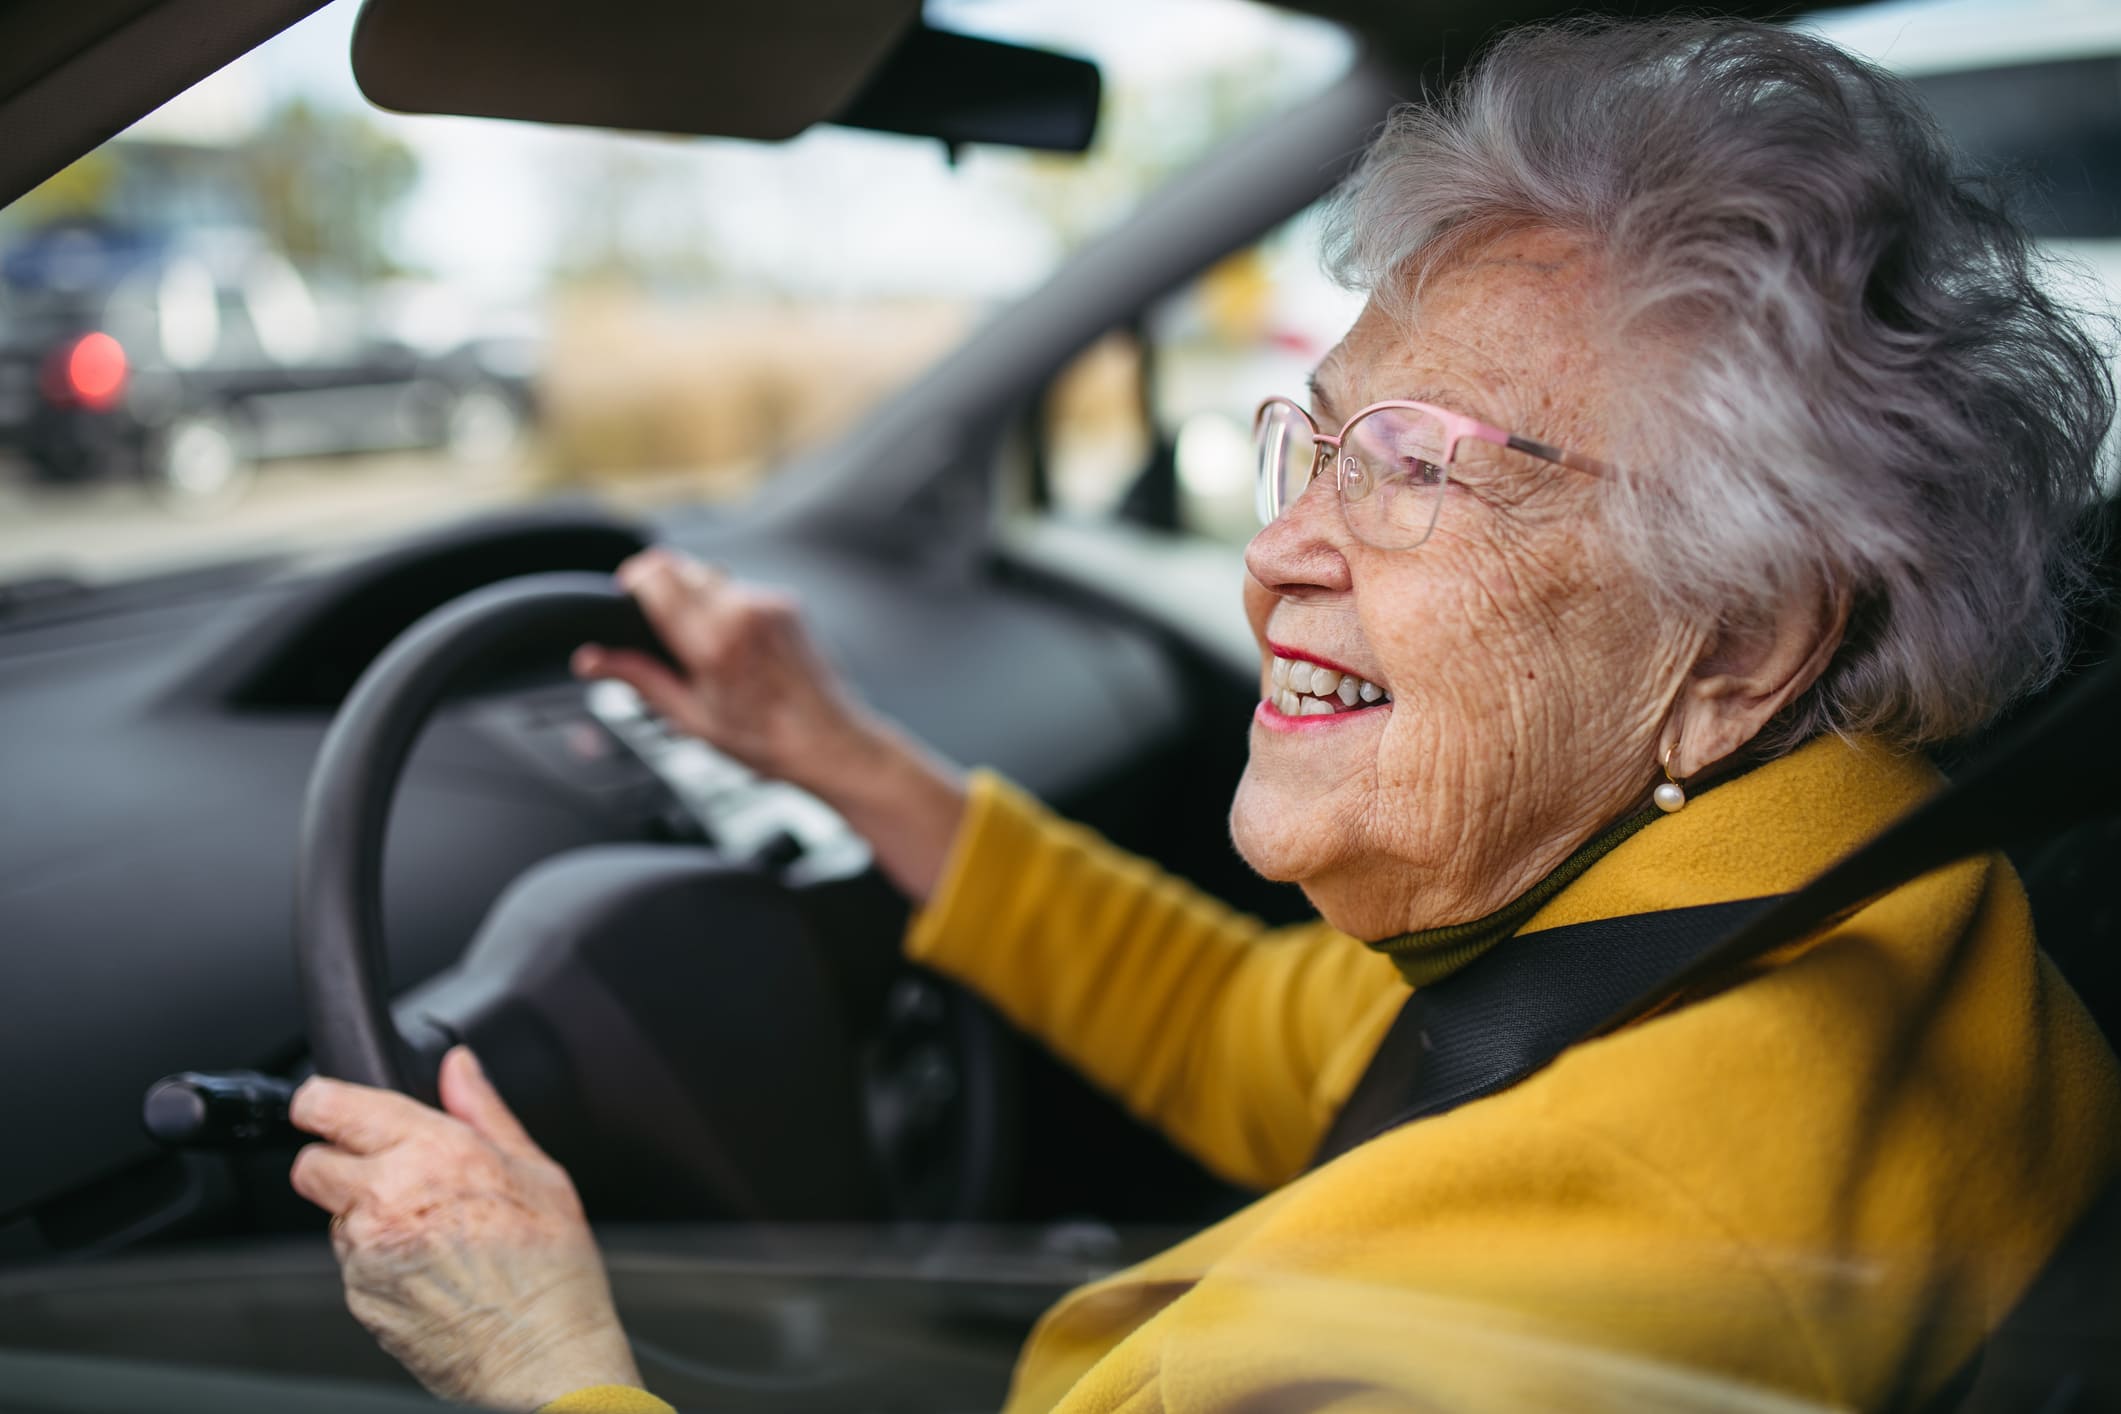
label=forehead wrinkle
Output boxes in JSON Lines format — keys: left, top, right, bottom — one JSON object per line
{"left": 1345, "top": 310, "right": 1523, "bottom": 426}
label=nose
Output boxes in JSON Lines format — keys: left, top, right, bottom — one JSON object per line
{"left": 1245, "top": 463, "right": 1352, "bottom": 603}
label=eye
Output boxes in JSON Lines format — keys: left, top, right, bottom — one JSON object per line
{"left": 1389, "top": 455, "right": 1446, "bottom": 490}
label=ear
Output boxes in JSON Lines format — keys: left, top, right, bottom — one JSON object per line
{"left": 1666, "top": 578, "right": 1851, "bottom": 779}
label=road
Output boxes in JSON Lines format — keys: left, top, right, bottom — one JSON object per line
{"left": 0, "top": 447, "right": 791, "bottom": 585}
{"left": 0, "top": 453, "right": 552, "bottom": 584}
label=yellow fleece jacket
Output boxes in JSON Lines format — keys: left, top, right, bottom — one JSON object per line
{"left": 545, "top": 733, "right": 2119, "bottom": 1413}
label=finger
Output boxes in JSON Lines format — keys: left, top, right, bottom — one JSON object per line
{"left": 289, "top": 1076, "right": 438, "bottom": 1156}
{"left": 624, "top": 557, "right": 710, "bottom": 649}
{"left": 617, "top": 547, "right": 711, "bottom": 598}
{"left": 572, "top": 645, "right": 697, "bottom": 724}
{"left": 437, "top": 1047, "right": 544, "bottom": 1161}
{"left": 673, "top": 556, "right": 727, "bottom": 593}
{"left": 614, "top": 545, "right": 676, "bottom": 586}
{"left": 289, "top": 1141, "right": 373, "bottom": 1214}
{"left": 617, "top": 546, "right": 721, "bottom": 590}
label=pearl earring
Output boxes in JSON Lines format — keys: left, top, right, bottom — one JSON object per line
{"left": 1654, "top": 741, "right": 1687, "bottom": 813}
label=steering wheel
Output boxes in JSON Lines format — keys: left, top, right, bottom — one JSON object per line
{"left": 292, "top": 571, "right": 1018, "bottom": 1222}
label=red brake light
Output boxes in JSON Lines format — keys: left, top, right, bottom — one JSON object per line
{"left": 40, "top": 332, "right": 128, "bottom": 410}
{"left": 66, "top": 332, "right": 128, "bottom": 409}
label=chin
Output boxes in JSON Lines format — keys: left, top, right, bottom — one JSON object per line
{"left": 1231, "top": 773, "right": 1411, "bottom": 940}
{"left": 1228, "top": 772, "right": 1318, "bottom": 884}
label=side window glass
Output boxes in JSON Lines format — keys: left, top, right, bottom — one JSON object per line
{"left": 1032, "top": 201, "right": 1363, "bottom": 545}
{"left": 1037, "top": 328, "right": 1154, "bottom": 521}
{"left": 1803, "top": 7, "right": 2121, "bottom": 495}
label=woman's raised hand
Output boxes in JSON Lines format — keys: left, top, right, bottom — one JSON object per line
{"left": 575, "top": 547, "right": 969, "bottom": 902}
{"left": 288, "top": 1047, "right": 640, "bottom": 1411}
{"left": 573, "top": 547, "right": 877, "bottom": 795}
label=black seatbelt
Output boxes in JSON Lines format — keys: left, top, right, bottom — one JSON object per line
{"left": 1313, "top": 650, "right": 2121, "bottom": 1170}
{"left": 1313, "top": 896, "right": 1783, "bottom": 1165}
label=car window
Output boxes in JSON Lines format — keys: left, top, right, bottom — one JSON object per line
{"left": 1028, "top": 200, "right": 1361, "bottom": 545}
{"left": 1806, "top": 0, "right": 2121, "bottom": 493}
{"left": 0, "top": 0, "right": 1352, "bottom": 582}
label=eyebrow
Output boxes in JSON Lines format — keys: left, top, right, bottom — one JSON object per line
{"left": 1306, "top": 373, "right": 1490, "bottom": 429}
{"left": 1304, "top": 371, "right": 1339, "bottom": 423}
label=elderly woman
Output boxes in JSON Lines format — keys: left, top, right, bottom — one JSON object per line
{"left": 287, "top": 17, "right": 2119, "bottom": 1413}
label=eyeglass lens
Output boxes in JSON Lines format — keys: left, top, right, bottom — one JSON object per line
{"left": 1255, "top": 402, "right": 1452, "bottom": 550}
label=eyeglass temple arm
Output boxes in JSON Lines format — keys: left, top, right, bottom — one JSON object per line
{"left": 1505, "top": 432, "right": 1610, "bottom": 478}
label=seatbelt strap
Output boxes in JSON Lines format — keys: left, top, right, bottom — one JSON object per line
{"left": 1311, "top": 895, "right": 1783, "bottom": 1166}
{"left": 1313, "top": 651, "right": 2121, "bottom": 1170}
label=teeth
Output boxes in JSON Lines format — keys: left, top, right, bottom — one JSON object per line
{"left": 1267, "top": 653, "right": 1390, "bottom": 714}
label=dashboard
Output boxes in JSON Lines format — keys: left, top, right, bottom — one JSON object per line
{"left": 0, "top": 503, "right": 1247, "bottom": 1257}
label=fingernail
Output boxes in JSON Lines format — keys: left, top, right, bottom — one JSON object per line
{"left": 454, "top": 1046, "right": 484, "bottom": 1079}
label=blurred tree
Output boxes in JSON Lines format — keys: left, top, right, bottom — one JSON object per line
{"left": 1, "top": 100, "right": 418, "bottom": 281}
{"left": 0, "top": 151, "right": 120, "bottom": 231}
{"left": 551, "top": 141, "right": 725, "bottom": 290}
{"left": 242, "top": 97, "right": 419, "bottom": 278}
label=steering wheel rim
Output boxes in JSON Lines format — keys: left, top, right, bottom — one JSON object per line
{"left": 294, "top": 571, "right": 669, "bottom": 1098}
{"left": 293, "top": 569, "right": 1019, "bottom": 1222}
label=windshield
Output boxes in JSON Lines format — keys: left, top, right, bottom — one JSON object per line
{"left": 1, "top": 3, "right": 2115, "bottom": 1410}
{"left": 0, "top": 0, "right": 1352, "bottom": 584}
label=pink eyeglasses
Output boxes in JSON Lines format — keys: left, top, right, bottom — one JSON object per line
{"left": 1255, "top": 395, "right": 1611, "bottom": 550}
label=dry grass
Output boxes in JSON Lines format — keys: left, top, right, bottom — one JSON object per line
{"left": 536, "top": 288, "right": 1162, "bottom": 509}
{"left": 539, "top": 286, "right": 976, "bottom": 492}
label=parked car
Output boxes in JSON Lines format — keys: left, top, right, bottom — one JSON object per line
{"left": 0, "top": 223, "right": 536, "bottom": 507}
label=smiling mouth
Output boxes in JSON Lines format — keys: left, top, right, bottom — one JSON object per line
{"left": 1264, "top": 651, "right": 1391, "bottom": 719}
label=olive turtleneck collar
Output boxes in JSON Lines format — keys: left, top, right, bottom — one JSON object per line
{"left": 1365, "top": 754, "right": 1770, "bottom": 987}
{"left": 1365, "top": 807, "right": 1661, "bottom": 988}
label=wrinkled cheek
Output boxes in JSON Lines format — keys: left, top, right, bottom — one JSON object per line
{"left": 1368, "top": 708, "right": 1436, "bottom": 803}
{"left": 1362, "top": 613, "right": 1542, "bottom": 824}
{"left": 1362, "top": 707, "right": 1468, "bottom": 869}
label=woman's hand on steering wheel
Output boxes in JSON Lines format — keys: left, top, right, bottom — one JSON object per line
{"left": 575, "top": 547, "right": 970, "bottom": 902}
{"left": 572, "top": 547, "right": 878, "bottom": 795}
{"left": 289, "top": 1047, "right": 642, "bottom": 1411}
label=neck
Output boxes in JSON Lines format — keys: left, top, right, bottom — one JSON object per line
{"left": 1366, "top": 808, "right": 1660, "bottom": 987}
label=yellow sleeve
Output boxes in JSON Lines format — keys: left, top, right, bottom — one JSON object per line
{"left": 905, "top": 771, "right": 1407, "bottom": 1190}
{"left": 538, "top": 1385, "right": 675, "bottom": 1414}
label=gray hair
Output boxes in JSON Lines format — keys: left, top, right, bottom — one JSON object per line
{"left": 1324, "top": 19, "right": 2115, "bottom": 752}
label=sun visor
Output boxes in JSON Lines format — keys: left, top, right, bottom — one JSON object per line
{"left": 350, "top": 0, "right": 1100, "bottom": 153}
